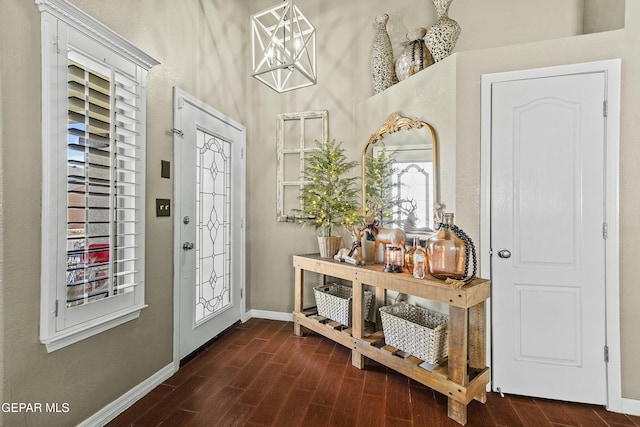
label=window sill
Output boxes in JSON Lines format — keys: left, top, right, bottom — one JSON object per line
{"left": 41, "top": 304, "right": 148, "bottom": 353}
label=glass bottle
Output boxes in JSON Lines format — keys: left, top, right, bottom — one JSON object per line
{"left": 413, "top": 241, "right": 426, "bottom": 279}
{"left": 426, "top": 213, "right": 466, "bottom": 280}
{"left": 405, "top": 237, "right": 419, "bottom": 274}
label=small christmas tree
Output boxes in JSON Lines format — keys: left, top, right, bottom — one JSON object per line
{"left": 296, "top": 140, "right": 360, "bottom": 237}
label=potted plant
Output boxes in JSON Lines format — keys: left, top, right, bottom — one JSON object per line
{"left": 296, "top": 139, "right": 360, "bottom": 258}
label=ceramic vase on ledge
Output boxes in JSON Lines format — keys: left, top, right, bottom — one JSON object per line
{"left": 370, "top": 13, "right": 398, "bottom": 94}
{"left": 425, "top": 0, "right": 461, "bottom": 63}
{"left": 395, "top": 27, "right": 434, "bottom": 81}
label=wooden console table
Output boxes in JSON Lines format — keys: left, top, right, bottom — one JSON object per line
{"left": 293, "top": 254, "right": 490, "bottom": 425}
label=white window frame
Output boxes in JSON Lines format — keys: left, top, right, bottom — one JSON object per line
{"left": 275, "top": 110, "right": 329, "bottom": 221}
{"left": 37, "top": 0, "right": 159, "bottom": 352}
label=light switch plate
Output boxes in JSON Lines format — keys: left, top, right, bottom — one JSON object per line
{"left": 161, "top": 160, "right": 170, "bottom": 179}
{"left": 156, "top": 199, "right": 171, "bottom": 217}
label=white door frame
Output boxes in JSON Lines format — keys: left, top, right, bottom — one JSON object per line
{"left": 480, "top": 59, "right": 621, "bottom": 410}
{"left": 172, "top": 87, "right": 247, "bottom": 369}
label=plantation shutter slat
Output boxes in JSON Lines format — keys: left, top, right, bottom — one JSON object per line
{"left": 111, "top": 69, "right": 141, "bottom": 295}
{"left": 65, "top": 56, "right": 142, "bottom": 308}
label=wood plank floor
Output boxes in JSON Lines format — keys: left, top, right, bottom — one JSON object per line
{"left": 107, "top": 318, "right": 640, "bottom": 427}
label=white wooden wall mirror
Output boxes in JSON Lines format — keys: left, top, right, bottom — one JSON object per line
{"left": 361, "top": 112, "right": 440, "bottom": 232}
{"left": 276, "top": 110, "right": 329, "bottom": 222}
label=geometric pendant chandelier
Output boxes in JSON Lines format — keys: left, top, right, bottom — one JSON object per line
{"left": 251, "top": 0, "right": 317, "bottom": 93}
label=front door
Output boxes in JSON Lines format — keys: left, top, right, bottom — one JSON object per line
{"left": 174, "top": 88, "right": 245, "bottom": 360}
{"left": 490, "top": 71, "right": 608, "bottom": 404}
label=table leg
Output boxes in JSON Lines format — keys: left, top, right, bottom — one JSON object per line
{"left": 375, "top": 286, "right": 386, "bottom": 327}
{"left": 293, "top": 266, "right": 304, "bottom": 336}
{"left": 448, "top": 401, "right": 467, "bottom": 426}
{"left": 448, "top": 306, "right": 469, "bottom": 425}
{"left": 469, "top": 300, "right": 487, "bottom": 403}
{"left": 351, "top": 280, "right": 365, "bottom": 369}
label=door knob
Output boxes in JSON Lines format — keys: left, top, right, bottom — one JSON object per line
{"left": 497, "top": 249, "right": 511, "bottom": 259}
{"left": 183, "top": 242, "right": 194, "bottom": 250}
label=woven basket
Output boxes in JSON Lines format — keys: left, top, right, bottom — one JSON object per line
{"left": 379, "top": 302, "right": 449, "bottom": 364}
{"left": 313, "top": 283, "right": 373, "bottom": 326}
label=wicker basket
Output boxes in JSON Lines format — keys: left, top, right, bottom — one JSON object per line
{"left": 313, "top": 283, "right": 373, "bottom": 326}
{"left": 379, "top": 302, "right": 449, "bottom": 364}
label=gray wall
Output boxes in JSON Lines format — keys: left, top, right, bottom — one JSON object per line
{"left": 0, "top": 0, "right": 637, "bottom": 426}
{"left": 584, "top": 0, "right": 626, "bottom": 34}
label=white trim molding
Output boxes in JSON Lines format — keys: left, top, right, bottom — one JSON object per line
{"left": 245, "top": 309, "right": 293, "bottom": 322}
{"left": 612, "top": 398, "right": 640, "bottom": 417}
{"left": 35, "top": 0, "right": 159, "bottom": 69}
{"left": 78, "top": 363, "right": 175, "bottom": 427}
{"left": 42, "top": 306, "right": 146, "bottom": 352}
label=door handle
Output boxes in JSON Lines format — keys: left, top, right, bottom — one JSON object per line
{"left": 497, "top": 249, "right": 511, "bottom": 259}
{"left": 183, "top": 242, "right": 194, "bottom": 250}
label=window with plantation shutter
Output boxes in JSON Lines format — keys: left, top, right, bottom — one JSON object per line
{"left": 38, "top": 0, "right": 159, "bottom": 352}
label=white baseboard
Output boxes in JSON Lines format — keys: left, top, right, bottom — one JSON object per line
{"left": 245, "top": 309, "right": 292, "bottom": 322}
{"left": 621, "top": 398, "right": 640, "bottom": 416}
{"left": 608, "top": 397, "right": 640, "bottom": 417}
{"left": 78, "top": 363, "right": 175, "bottom": 427}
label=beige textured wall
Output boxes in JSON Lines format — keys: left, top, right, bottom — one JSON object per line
{"left": 0, "top": 0, "right": 248, "bottom": 425}
{"left": 583, "top": 0, "right": 626, "bottom": 34}
{"left": 452, "top": 0, "right": 584, "bottom": 51}
{"left": 618, "top": 0, "right": 640, "bottom": 401}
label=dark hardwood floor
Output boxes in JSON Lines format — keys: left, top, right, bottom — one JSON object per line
{"left": 108, "top": 318, "right": 640, "bottom": 427}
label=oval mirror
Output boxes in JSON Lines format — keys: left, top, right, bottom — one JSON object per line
{"left": 361, "top": 113, "right": 440, "bottom": 232}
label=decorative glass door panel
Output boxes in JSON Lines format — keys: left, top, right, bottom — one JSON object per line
{"left": 194, "top": 129, "right": 232, "bottom": 324}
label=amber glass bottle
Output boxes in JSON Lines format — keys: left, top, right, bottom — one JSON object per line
{"left": 413, "top": 242, "right": 426, "bottom": 279}
{"left": 426, "top": 213, "right": 466, "bottom": 280}
{"left": 404, "top": 237, "right": 420, "bottom": 274}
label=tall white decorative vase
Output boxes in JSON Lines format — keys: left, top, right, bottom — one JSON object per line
{"left": 425, "top": 0, "right": 461, "bottom": 62}
{"left": 370, "top": 13, "right": 398, "bottom": 94}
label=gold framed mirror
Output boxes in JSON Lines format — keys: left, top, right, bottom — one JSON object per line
{"left": 361, "top": 112, "right": 440, "bottom": 232}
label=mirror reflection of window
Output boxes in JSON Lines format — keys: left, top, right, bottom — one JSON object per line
{"left": 374, "top": 145, "right": 434, "bottom": 231}
{"left": 394, "top": 161, "right": 433, "bottom": 231}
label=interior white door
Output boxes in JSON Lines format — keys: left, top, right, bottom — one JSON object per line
{"left": 174, "top": 89, "right": 245, "bottom": 360}
{"left": 491, "top": 72, "right": 607, "bottom": 404}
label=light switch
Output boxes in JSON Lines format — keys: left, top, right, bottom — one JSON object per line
{"left": 161, "top": 160, "right": 170, "bottom": 179}
{"left": 156, "top": 199, "right": 171, "bottom": 217}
